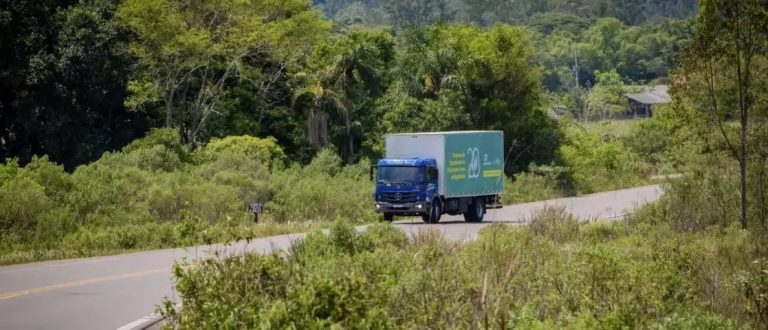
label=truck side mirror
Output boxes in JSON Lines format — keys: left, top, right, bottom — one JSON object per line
{"left": 370, "top": 164, "right": 375, "bottom": 182}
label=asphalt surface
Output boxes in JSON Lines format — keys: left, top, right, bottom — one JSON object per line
{"left": 0, "top": 184, "right": 662, "bottom": 330}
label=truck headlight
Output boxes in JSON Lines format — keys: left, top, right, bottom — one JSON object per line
{"left": 416, "top": 204, "right": 423, "bottom": 209}
{"left": 376, "top": 204, "right": 381, "bottom": 209}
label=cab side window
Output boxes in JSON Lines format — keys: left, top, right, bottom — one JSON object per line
{"left": 427, "top": 166, "right": 438, "bottom": 182}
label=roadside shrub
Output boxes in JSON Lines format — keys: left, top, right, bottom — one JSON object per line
{"left": 579, "top": 221, "right": 620, "bottom": 244}
{"left": 194, "top": 151, "right": 270, "bottom": 180}
{"left": 528, "top": 205, "right": 579, "bottom": 244}
{"left": 503, "top": 165, "right": 565, "bottom": 204}
{"left": 561, "top": 122, "right": 645, "bottom": 193}
{"left": 736, "top": 258, "right": 768, "bottom": 329}
{"left": 626, "top": 115, "right": 674, "bottom": 167}
{"left": 61, "top": 226, "right": 119, "bottom": 252}
{"left": 34, "top": 208, "right": 78, "bottom": 245}
{"left": 166, "top": 219, "right": 762, "bottom": 329}
{"left": 633, "top": 161, "right": 738, "bottom": 231}
{"left": 303, "top": 148, "right": 343, "bottom": 176}
{"left": 652, "top": 312, "right": 741, "bottom": 330}
{"left": 268, "top": 155, "right": 375, "bottom": 223}
{"left": 293, "top": 220, "right": 371, "bottom": 261}
{"left": 123, "top": 127, "right": 189, "bottom": 161}
{"left": 24, "top": 156, "right": 73, "bottom": 203}
{"left": 360, "top": 222, "right": 408, "bottom": 249}
{"left": 0, "top": 176, "right": 50, "bottom": 231}
{"left": 200, "top": 135, "right": 286, "bottom": 165}
{"left": 146, "top": 174, "right": 242, "bottom": 223}
{"left": 210, "top": 171, "right": 273, "bottom": 206}
{"left": 0, "top": 158, "right": 21, "bottom": 185}
{"left": 68, "top": 155, "right": 153, "bottom": 221}
{"left": 125, "top": 144, "right": 184, "bottom": 172}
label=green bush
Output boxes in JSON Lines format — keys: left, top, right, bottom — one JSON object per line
{"left": 0, "top": 158, "right": 21, "bottom": 185}
{"left": 198, "top": 135, "right": 286, "bottom": 166}
{"left": 164, "top": 218, "right": 762, "bottom": 329}
{"left": 0, "top": 176, "right": 50, "bottom": 231}
{"left": 578, "top": 221, "right": 620, "bottom": 244}
{"left": 24, "top": 156, "right": 73, "bottom": 203}
{"left": 360, "top": 222, "right": 409, "bottom": 250}
{"left": 34, "top": 208, "right": 78, "bottom": 246}
{"left": 126, "top": 145, "right": 184, "bottom": 172}
{"left": 527, "top": 205, "right": 580, "bottom": 244}
{"left": 267, "top": 158, "right": 375, "bottom": 223}
{"left": 561, "top": 120, "right": 646, "bottom": 193}
{"left": 145, "top": 173, "right": 242, "bottom": 223}
{"left": 303, "top": 148, "right": 343, "bottom": 176}
{"left": 504, "top": 164, "right": 570, "bottom": 204}
{"left": 652, "top": 312, "right": 741, "bottom": 330}
{"left": 0, "top": 128, "right": 382, "bottom": 264}
{"left": 123, "top": 127, "right": 189, "bottom": 161}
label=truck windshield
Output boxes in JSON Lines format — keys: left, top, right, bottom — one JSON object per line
{"left": 377, "top": 166, "right": 424, "bottom": 184}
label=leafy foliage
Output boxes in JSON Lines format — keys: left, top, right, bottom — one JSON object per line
{"left": 379, "top": 24, "right": 561, "bottom": 173}
{"left": 0, "top": 0, "right": 150, "bottom": 170}
{"left": 117, "top": 0, "right": 331, "bottom": 145}
{"left": 317, "top": 0, "right": 698, "bottom": 27}
{"left": 163, "top": 211, "right": 761, "bottom": 329}
{"left": 0, "top": 131, "right": 373, "bottom": 264}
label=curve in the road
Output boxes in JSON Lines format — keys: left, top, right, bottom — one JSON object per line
{"left": 0, "top": 184, "right": 662, "bottom": 330}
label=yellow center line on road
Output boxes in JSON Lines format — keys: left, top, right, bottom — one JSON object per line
{"left": 0, "top": 268, "right": 168, "bottom": 301}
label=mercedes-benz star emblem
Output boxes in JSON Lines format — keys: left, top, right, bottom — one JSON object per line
{"left": 395, "top": 193, "right": 402, "bottom": 200}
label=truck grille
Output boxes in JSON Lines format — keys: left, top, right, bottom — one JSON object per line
{"left": 381, "top": 192, "right": 417, "bottom": 202}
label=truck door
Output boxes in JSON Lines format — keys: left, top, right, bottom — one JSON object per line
{"left": 426, "top": 166, "right": 438, "bottom": 198}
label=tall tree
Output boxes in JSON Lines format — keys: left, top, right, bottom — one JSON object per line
{"left": 294, "top": 29, "right": 394, "bottom": 163}
{"left": 380, "top": 25, "right": 561, "bottom": 173}
{"left": 118, "top": 0, "right": 330, "bottom": 145}
{"left": 586, "top": 70, "right": 627, "bottom": 120}
{"left": 681, "top": 0, "right": 768, "bottom": 229}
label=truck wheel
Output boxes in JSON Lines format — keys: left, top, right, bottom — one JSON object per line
{"left": 429, "top": 200, "right": 441, "bottom": 224}
{"left": 383, "top": 213, "right": 393, "bottom": 222}
{"left": 463, "top": 209, "right": 476, "bottom": 222}
{"left": 421, "top": 200, "right": 441, "bottom": 224}
{"left": 464, "top": 198, "right": 485, "bottom": 223}
{"left": 473, "top": 197, "right": 485, "bottom": 222}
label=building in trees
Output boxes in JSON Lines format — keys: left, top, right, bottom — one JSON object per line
{"left": 624, "top": 85, "right": 671, "bottom": 118}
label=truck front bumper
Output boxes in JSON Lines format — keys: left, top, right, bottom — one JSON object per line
{"left": 374, "top": 202, "right": 428, "bottom": 215}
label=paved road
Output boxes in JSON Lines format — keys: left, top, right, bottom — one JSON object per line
{"left": 0, "top": 185, "right": 661, "bottom": 330}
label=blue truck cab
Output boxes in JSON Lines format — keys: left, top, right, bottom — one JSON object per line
{"left": 372, "top": 158, "right": 439, "bottom": 221}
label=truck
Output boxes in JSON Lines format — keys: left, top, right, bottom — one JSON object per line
{"left": 371, "top": 131, "right": 504, "bottom": 223}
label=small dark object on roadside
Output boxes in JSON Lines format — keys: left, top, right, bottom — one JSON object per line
{"left": 248, "top": 203, "right": 263, "bottom": 223}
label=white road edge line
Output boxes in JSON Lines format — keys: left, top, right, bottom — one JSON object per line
{"left": 115, "top": 315, "right": 162, "bottom": 330}
{"left": 116, "top": 303, "right": 180, "bottom": 330}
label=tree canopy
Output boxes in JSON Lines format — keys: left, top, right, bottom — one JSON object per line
{"left": 0, "top": 0, "right": 698, "bottom": 172}
{"left": 0, "top": 0, "right": 149, "bottom": 170}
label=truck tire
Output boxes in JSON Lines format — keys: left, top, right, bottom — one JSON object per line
{"left": 464, "top": 197, "right": 485, "bottom": 223}
{"left": 422, "top": 200, "right": 441, "bottom": 224}
{"left": 463, "top": 209, "right": 476, "bottom": 222}
{"left": 383, "top": 213, "right": 393, "bottom": 222}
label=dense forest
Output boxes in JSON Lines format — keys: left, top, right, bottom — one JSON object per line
{"left": 0, "top": 0, "right": 695, "bottom": 170}
{"left": 314, "top": 0, "right": 697, "bottom": 26}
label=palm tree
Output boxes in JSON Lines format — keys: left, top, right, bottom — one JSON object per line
{"left": 294, "top": 42, "right": 381, "bottom": 163}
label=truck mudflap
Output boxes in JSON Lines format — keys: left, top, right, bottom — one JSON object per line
{"left": 486, "top": 195, "right": 503, "bottom": 209}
